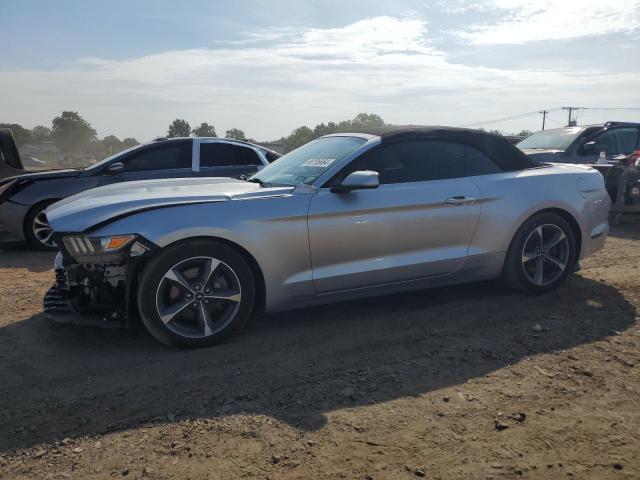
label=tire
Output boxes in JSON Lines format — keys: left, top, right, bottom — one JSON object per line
{"left": 503, "top": 212, "right": 577, "bottom": 294}
{"left": 0, "top": 128, "right": 23, "bottom": 170}
{"left": 137, "top": 239, "right": 256, "bottom": 348}
{"left": 24, "top": 200, "right": 59, "bottom": 251}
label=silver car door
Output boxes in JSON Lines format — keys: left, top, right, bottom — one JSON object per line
{"left": 308, "top": 140, "right": 482, "bottom": 293}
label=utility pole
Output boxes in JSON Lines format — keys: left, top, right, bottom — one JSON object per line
{"left": 562, "top": 106, "right": 580, "bottom": 126}
{"left": 539, "top": 110, "right": 548, "bottom": 130}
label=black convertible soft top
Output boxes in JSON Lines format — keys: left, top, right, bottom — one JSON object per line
{"left": 354, "top": 125, "right": 536, "bottom": 171}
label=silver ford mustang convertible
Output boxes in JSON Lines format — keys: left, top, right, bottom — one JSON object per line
{"left": 45, "top": 126, "right": 610, "bottom": 348}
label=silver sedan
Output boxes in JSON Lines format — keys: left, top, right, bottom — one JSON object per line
{"left": 45, "top": 126, "right": 610, "bottom": 348}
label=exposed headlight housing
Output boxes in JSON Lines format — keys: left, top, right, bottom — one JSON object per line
{"left": 61, "top": 234, "right": 150, "bottom": 263}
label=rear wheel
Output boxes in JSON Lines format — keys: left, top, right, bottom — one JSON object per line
{"left": 137, "top": 240, "right": 255, "bottom": 348}
{"left": 24, "top": 200, "right": 58, "bottom": 251}
{"left": 503, "top": 212, "right": 577, "bottom": 293}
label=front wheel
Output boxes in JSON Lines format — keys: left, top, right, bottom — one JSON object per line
{"left": 24, "top": 200, "right": 58, "bottom": 251}
{"left": 137, "top": 240, "right": 256, "bottom": 348}
{"left": 503, "top": 212, "right": 577, "bottom": 294}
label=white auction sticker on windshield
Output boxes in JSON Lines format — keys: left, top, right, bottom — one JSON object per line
{"left": 301, "top": 158, "right": 336, "bottom": 167}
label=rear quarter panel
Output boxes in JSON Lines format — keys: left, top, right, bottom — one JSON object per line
{"left": 470, "top": 164, "right": 609, "bottom": 263}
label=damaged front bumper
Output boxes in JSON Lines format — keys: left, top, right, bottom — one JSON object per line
{"left": 44, "top": 234, "right": 157, "bottom": 328}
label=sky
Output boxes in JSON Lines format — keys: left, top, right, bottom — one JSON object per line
{"left": 0, "top": 0, "right": 639, "bottom": 142}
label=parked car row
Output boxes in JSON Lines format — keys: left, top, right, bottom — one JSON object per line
{"left": 0, "top": 137, "right": 280, "bottom": 249}
{"left": 37, "top": 126, "right": 610, "bottom": 348}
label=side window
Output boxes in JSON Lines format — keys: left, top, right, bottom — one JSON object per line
{"left": 379, "top": 141, "right": 466, "bottom": 184}
{"left": 332, "top": 140, "right": 467, "bottom": 185}
{"left": 122, "top": 142, "right": 192, "bottom": 172}
{"left": 466, "top": 146, "right": 502, "bottom": 175}
{"left": 200, "top": 143, "right": 262, "bottom": 167}
{"left": 590, "top": 128, "right": 639, "bottom": 155}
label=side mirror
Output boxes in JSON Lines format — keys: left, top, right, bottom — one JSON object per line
{"left": 331, "top": 170, "right": 380, "bottom": 193}
{"left": 581, "top": 141, "right": 597, "bottom": 153}
{"left": 105, "top": 162, "right": 125, "bottom": 173}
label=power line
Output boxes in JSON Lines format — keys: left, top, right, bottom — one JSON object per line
{"left": 464, "top": 106, "right": 640, "bottom": 128}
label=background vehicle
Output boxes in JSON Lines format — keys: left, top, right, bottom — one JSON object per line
{"left": 0, "top": 137, "right": 280, "bottom": 250}
{"left": 45, "top": 126, "right": 610, "bottom": 348}
{"left": 518, "top": 122, "right": 640, "bottom": 215}
{"left": 0, "top": 128, "right": 24, "bottom": 179}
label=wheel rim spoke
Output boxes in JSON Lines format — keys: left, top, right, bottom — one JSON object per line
{"left": 532, "top": 256, "right": 544, "bottom": 285}
{"left": 544, "top": 254, "right": 566, "bottom": 271}
{"left": 198, "top": 303, "right": 214, "bottom": 336}
{"left": 535, "top": 226, "right": 544, "bottom": 247}
{"left": 159, "top": 298, "right": 192, "bottom": 324}
{"left": 206, "top": 289, "right": 241, "bottom": 303}
{"left": 522, "top": 251, "right": 537, "bottom": 264}
{"left": 201, "top": 258, "right": 221, "bottom": 287}
{"left": 164, "top": 268, "right": 192, "bottom": 292}
{"left": 544, "top": 231, "right": 566, "bottom": 250}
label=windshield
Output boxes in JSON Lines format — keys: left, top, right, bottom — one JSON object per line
{"left": 517, "top": 127, "right": 584, "bottom": 150}
{"left": 82, "top": 143, "right": 144, "bottom": 171}
{"left": 251, "top": 136, "right": 367, "bottom": 186}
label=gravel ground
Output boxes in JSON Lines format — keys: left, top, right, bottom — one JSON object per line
{"left": 0, "top": 221, "right": 638, "bottom": 479}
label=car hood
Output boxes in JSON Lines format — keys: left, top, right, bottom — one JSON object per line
{"left": 46, "top": 177, "right": 295, "bottom": 233}
{"left": 0, "top": 168, "right": 80, "bottom": 186}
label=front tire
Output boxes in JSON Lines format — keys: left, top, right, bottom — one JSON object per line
{"left": 24, "top": 200, "right": 59, "bottom": 251}
{"left": 137, "top": 239, "right": 255, "bottom": 348}
{"left": 503, "top": 212, "right": 577, "bottom": 294}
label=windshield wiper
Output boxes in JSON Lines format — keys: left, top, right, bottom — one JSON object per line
{"left": 245, "top": 177, "right": 270, "bottom": 188}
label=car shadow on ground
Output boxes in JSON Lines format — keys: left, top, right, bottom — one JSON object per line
{"left": 0, "top": 241, "right": 56, "bottom": 273}
{"left": 0, "top": 274, "right": 636, "bottom": 453}
{"left": 608, "top": 218, "right": 640, "bottom": 240}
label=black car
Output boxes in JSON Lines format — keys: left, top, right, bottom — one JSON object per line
{"left": 517, "top": 121, "right": 640, "bottom": 164}
{"left": 518, "top": 122, "right": 640, "bottom": 214}
{"left": 0, "top": 137, "right": 280, "bottom": 250}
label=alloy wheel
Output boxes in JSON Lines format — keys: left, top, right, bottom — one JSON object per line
{"left": 32, "top": 210, "right": 56, "bottom": 248}
{"left": 521, "top": 224, "right": 570, "bottom": 287}
{"left": 155, "top": 256, "right": 242, "bottom": 338}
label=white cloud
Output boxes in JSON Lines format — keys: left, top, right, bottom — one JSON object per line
{"left": 456, "top": 0, "right": 640, "bottom": 44}
{"left": 0, "top": 15, "right": 638, "bottom": 140}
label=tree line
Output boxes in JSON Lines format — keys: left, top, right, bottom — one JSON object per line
{"left": 2, "top": 111, "right": 533, "bottom": 165}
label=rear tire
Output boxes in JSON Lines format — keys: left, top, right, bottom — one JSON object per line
{"left": 137, "top": 239, "right": 256, "bottom": 348}
{"left": 503, "top": 212, "right": 577, "bottom": 294}
{"left": 24, "top": 200, "right": 59, "bottom": 251}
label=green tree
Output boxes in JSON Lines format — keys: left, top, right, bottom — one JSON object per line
{"left": 31, "top": 125, "right": 51, "bottom": 143}
{"left": 350, "top": 113, "right": 385, "bottom": 129}
{"left": 488, "top": 129, "right": 503, "bottom": 136}
{"left": 192, "top": 122, "right": 217, "bottom": 137}
{"left": 101, "top": 135, "right": 122, "bottom": 155}
{"left": 51, "top": 111, "right": 97, "bottom": 153}
{"left": 276, "top": 113, "right": 386, "bottom": 152}
{"left": 516, "top": 129, "right": 533, "bottom": 137}
{"left": 283, "top": 126, "right": 314, "bottom": 151}
{"left": 225, "top": 128, "right": 246, "bottom": 141}
{"left": 121, "top": 137, "right": 140, "bottom": 149}
{"left": 0, "top": 123, "right": 32, "bottom": 146}
{"left": 167, "top": 119, "right": 191, "bottom": 137}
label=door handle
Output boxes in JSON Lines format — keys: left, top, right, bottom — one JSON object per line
{"left": 445, "top": 196, "right": 477, "bottom": 205}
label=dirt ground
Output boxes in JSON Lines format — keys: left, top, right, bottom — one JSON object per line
{"left": 0, "top": 221, "right": 638, "bottom": 480}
